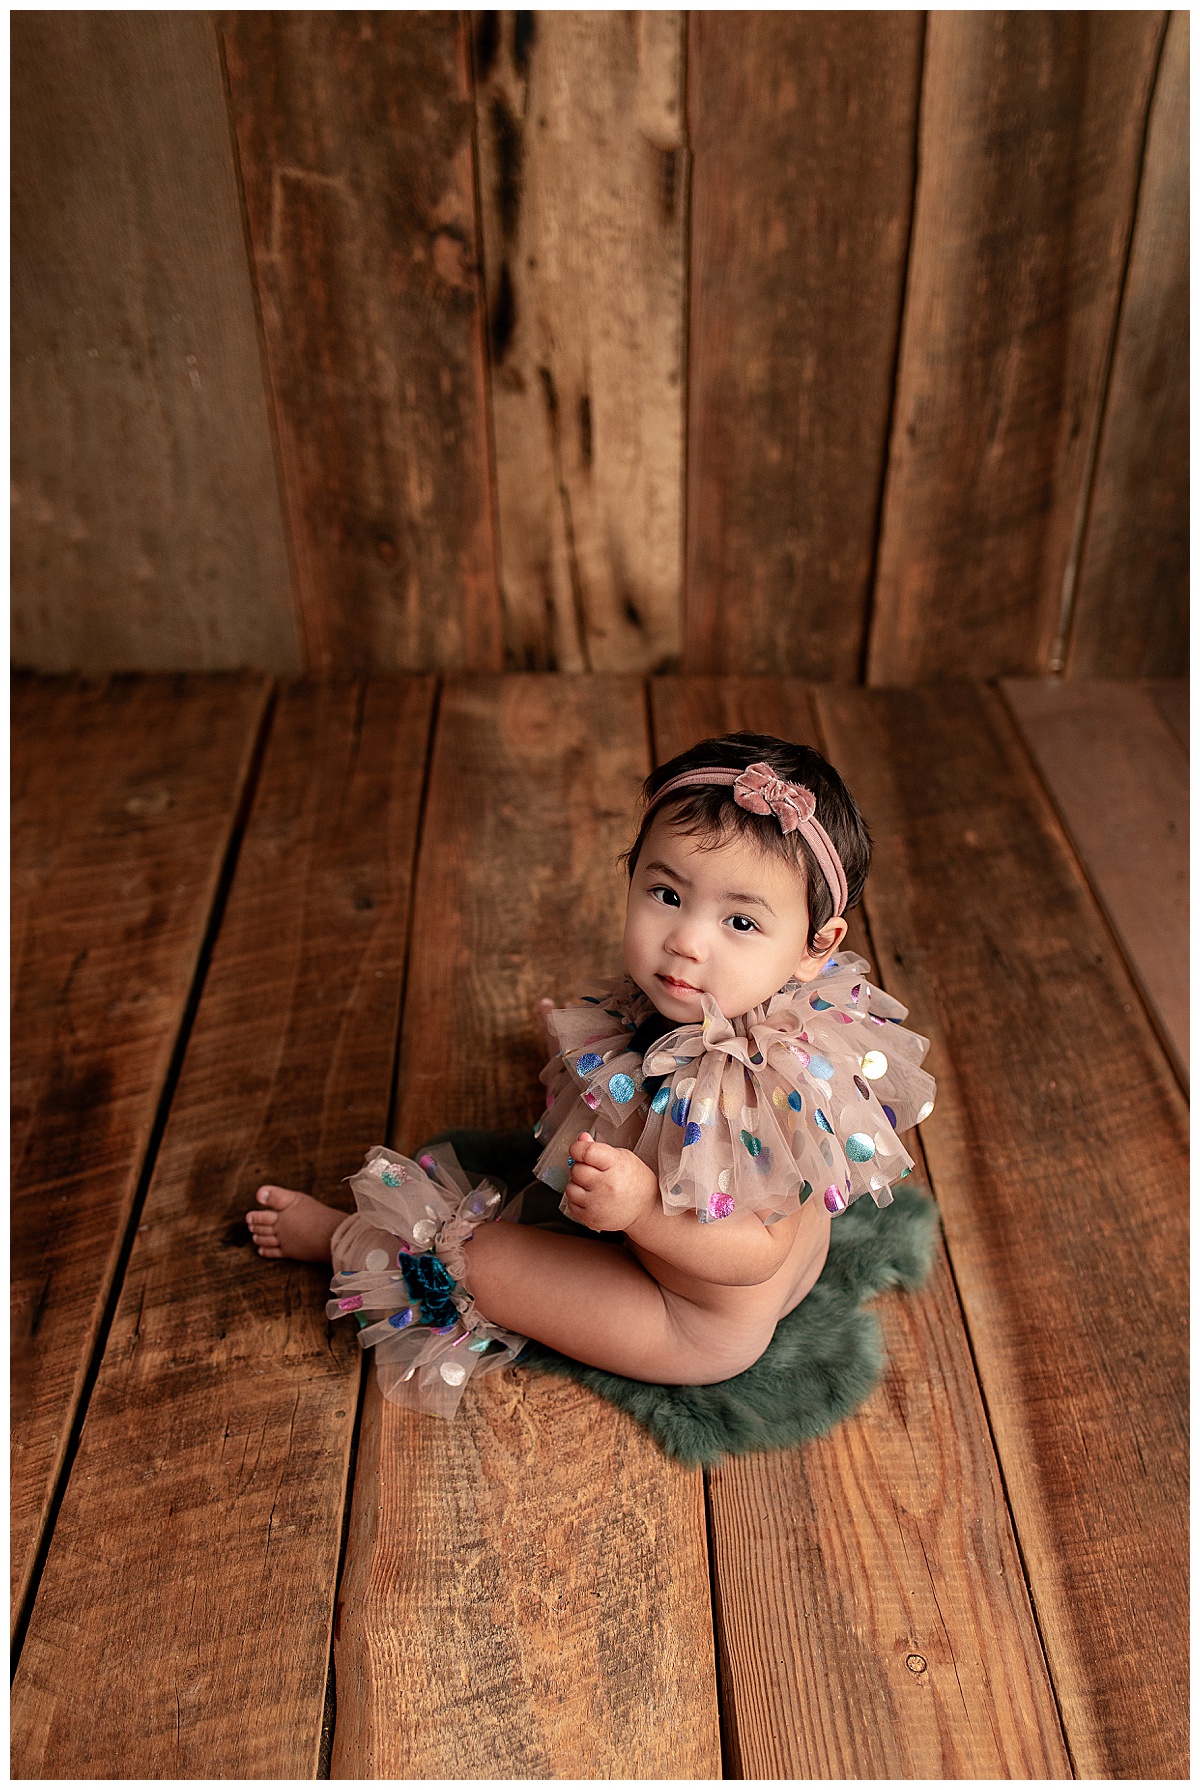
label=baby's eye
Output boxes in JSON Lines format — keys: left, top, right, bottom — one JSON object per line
{"left": 727, "top": 914, "right": 758, "bottom": 933}
{"left": 649, "top": 884, "right": 681, "bottom": 908}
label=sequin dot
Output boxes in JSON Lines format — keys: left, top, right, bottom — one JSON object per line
{"left": 365, "top": 1248, "right": 390, "bottom": 1272}
{"left": 418, "top": 1152, "right": 436, "bottom": 1170}
{"left": 798, "top": 1180, "right": 813, "bottom": 1205}
{"left": 814, "top": 1108, "right": 834, "bottom": 1135}
{"left": 693, "top": 1097, "right": 715, "bottom": 1125}
{"left": 338, "top": 1294, "right": 363, "bottom": 1312}
{"left": 543, "top": 1164, "right": 569, "bottom": 1193}
{"left": 467, "top": 1338, "right": 490, "bottom": 1353}
{"left": 440, "top": 1360, "right": 467, "bottom": 1386}
{"left": 676, "top": 1077, "right": 697, "bottom": 1099}
{"left": 381, "top": 1165, "right": 403, "bottom": 1187}
{"left": 670, "top": 1097, "right": 690, "bottom": 1127}
{"left": 899, "top": 1166, "right": 913, "bottom": 1179}
{"left": 917, "top": 1099, "right": 935, "bottom": 1122}
{"left": 819, "top": 1137, "right": 834, "bottom": 1167}
{"left": 650, "top": 1085, "right": 671, "bottom": 1114}
{"left": 717, "top": 1169, "right": 731, "bottom": 1193}
{"left": 808, "top": 1054, "right": 835, "bottom": 1079}
{"left": 708, "top": 1192, "right": 735, "bottom": 1220}
{"left": 810, "top": 995, "right": 833, "bottom": 1011}
{"left": 740, "top": 1129, "right": 762, "bottom": 1157}
{"left": 853, "top": 1075, "right": 870, "bottom": 1099}
{"left": 789, "top": 1046, "right": 810, "bottom": 1068}
{"left": 846, "top": 1132, "right": 876, "bottom": 1162}
{"left": 850, "top": 983, "right": 862, "bottom": 1003}
{"left": 583, "top": 1090, "right": 601, "bottom": 1110}
{"left": 684, "top": 1122, "right": 703, "bottom": 1146}
{"left": 748, "top": 1049, "right": 764, "bottom": 1065}
{"left": 388, "top": 1309, "right": 413, "bottom": 1329}
{"left": 835, "top": 1012, "right": 854, "bottom": 1025}
{"left": 608, "top": 1072, "right": 636, "bottom": 1103}
{"left": 860, "top": 1050, "right": 889, "bottom": 1079}
{"left": 882, "top": 1104, "right": 897, "bottom": 1128}
{"left": 772, "top": 1087, "right": 789, "bottom": 1108}
{"left": 577, "top": 1052, "right": 603, "bottom": 1074}
{"left": 824, "top": 1185, "right": 847, "bottom": 1213}
{"left": 411, "top": 1219, "right": 437, "bottom": 1249}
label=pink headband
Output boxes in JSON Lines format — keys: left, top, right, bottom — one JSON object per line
{"left": 645, "top": 762, "right": 849, "bottom": 918}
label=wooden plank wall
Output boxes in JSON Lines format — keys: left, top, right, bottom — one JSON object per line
{"left": 11, "top": 12, "right": 1187, "bottom": 680}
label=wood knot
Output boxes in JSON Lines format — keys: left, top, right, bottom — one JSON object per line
{"left": 905, "top": 1654, "right": 927, "bottom": 1675}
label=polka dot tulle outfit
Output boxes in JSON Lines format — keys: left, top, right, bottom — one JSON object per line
{"left": 534, "top": 953, "right": 936, "bottom": 1223}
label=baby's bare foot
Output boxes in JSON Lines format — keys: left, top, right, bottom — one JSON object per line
{"left": 246, "top": 1185, "right": 343, "bottom": 1262}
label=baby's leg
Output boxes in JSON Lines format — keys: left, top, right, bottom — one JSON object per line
{"left": 463, "top": 1224, "right": 771, "bottom": 1384}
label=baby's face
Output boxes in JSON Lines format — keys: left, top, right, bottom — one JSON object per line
{"left": 623, "top": 813, "right": 844, "bottom": 1023}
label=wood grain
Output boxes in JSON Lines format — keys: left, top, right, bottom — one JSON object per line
{"left": 1149, "top": 677, "right": 1189, "bottom": 754}
{"left": 222, "top": 14, "right": 501, "bottom": 674}
{"left": 10, "top": 15, "right": 299, "bottom": 675}
{"left": 652, "top": 678, "right": 1068, "bottom": 1777}
{"left": 1002, "top": 677, "right": 1188, "bottom": 1087}
{"left": 474, "top": 13, "right": 686, "bottom": 673}
{"left": 869, "top": 13, "right": 1166, "bottom": 683}
{"left": 12, "top": 679, "right": 435, "bottom": 1778}
{"left": 11, "top": 673, "right": 269, "bottom": 1631}
{"left": 685, "top": 15, "right": 923, "bottom": 679}
{"left": 818, "top": 683, "right": 1188, "bottom": 1778}
{"left": 331, "top": 676, "right": 721, "bottom": 1778}
{"left": 1069, "top": 12, "right": 1188, "bottom": 678}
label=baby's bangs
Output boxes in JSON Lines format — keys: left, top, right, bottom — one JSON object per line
{"left": 624, "top": 787, "right": 808, "bottom": 879}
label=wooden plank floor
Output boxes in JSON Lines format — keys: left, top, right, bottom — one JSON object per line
{"left": 1000, "top": 678, "right": 1188, "bottom": 1087}
{"left": 11, "top": 674, "right": 1187, "bottom": 1780}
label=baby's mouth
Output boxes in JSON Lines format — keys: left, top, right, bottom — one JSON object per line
{"left": 658, "top": 973, "right": 703, "bottom": 996}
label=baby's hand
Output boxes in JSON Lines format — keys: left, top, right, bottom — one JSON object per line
{"left": 564, "top": 1133, "right": 659, "bottom": 1234}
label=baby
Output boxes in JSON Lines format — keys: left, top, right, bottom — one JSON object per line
{"left": 248, "top": 732, "right": 935, "bottom": 1414}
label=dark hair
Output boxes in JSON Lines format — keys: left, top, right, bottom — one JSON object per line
{"left": 623, "top": 732, "right": 871, "bottom": 948}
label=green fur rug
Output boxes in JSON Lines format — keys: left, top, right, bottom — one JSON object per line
{"left": 425, "top": 1128, "right": 938, "bottom": 1467}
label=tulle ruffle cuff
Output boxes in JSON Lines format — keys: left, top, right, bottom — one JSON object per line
{"left": 328, "top": 1143, "right": 527, "bottom": 1419}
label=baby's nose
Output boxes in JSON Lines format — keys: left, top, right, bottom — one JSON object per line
{"left": 664, "top": 918, "right": 706, "bottom": 959}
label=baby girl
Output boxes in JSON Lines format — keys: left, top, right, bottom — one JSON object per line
{"left": 248, "top": 732, "right": 935, "bottom": 1417}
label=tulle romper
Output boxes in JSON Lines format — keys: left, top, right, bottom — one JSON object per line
{"left": 329, "top": 950, "right": 936, "bottom": 1417}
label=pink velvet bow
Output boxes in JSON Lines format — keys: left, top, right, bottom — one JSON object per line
{"left": 732, "top": 762, "right": 816, "bottom": 833}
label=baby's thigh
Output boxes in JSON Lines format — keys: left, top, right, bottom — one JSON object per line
{"left": 655, "top": 1291, "right": 780, "bottom": 1385}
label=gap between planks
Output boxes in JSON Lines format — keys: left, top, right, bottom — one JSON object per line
{"left": 10, "top": 672, "right": 273, "bottom": 1650}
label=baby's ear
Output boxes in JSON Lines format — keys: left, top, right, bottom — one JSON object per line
{"left": 813, "top": 917, "right": 848, "bottom": 956}
{"left": 793, "top": 916, "right": 849, "bottom": 981}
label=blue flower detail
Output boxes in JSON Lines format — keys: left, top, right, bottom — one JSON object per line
{"left": 577, "top": 1052, "right": 603, "bottom": 1073}
{"left": 684, "top": 1122, "right": 702, "bottom": 1146}
{"left": 608, "top": 1072, "right": 636, "bottom": 1103}
{"left": 650, "top": 1086, "right": 671, "bottom": 1114}
{"left": 670, "top": 1097, "right": 690, "bottom": 1127}
{"left": 398, "top": 1251, "right": 459, "bottom": 1330}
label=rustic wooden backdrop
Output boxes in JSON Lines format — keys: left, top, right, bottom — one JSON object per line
{"left": 11, "top": 11, "right": 1187, "bottom": 682}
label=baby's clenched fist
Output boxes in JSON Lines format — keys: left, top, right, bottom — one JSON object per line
{"left": 563, "top": 1132, "right": 660, "bottom": 1233}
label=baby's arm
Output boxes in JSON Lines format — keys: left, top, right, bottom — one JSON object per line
{"left": 565, "top": 1133, "right": 801, "bottom": 1286}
